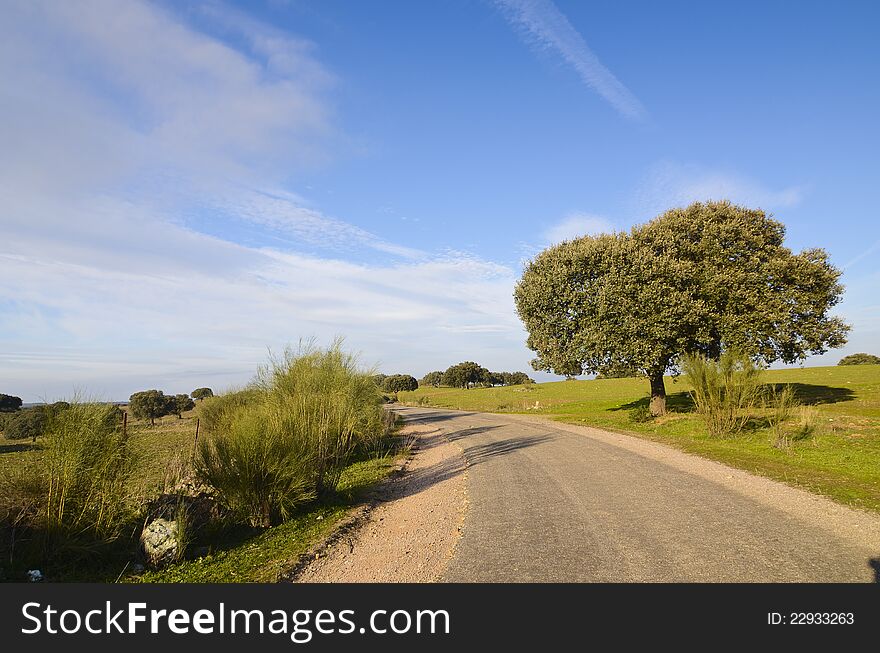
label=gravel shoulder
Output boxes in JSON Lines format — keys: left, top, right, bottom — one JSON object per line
{"left": 294, "top": 416, "right": 467, "bottom": 582}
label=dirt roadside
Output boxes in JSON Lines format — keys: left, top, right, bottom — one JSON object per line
{"left": 291, "top": 418, "right": 468, "bottom": 582}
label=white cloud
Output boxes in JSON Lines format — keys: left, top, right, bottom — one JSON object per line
{"left": 0, "top": 0, "right": 539, "bottom": 401}
{"left": 543, "top": 212, "right": 614, "bottom": 243}
{"left": 495, "top": 0, "right": 647, "bottom": 120}
{"left": 635, "top": 161, "right": 805, "bottom": 217}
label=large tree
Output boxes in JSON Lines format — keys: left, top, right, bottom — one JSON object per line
{"left": 420, "top": 371, "right": 444, "bottom": 387}
{"left": 128, "top": 390, "right": 170, "bottom": 425}
{"left": 169, "top": 393, "right": 195, "bottom": 418}
{"left": 442, "top": 362, "right": 489, "bottom": 389}
{"left": 515, "top": 201, "right": 849, "bottom": 415}
{"left": 383, "top": 374, "right": 419, "bottom": 393}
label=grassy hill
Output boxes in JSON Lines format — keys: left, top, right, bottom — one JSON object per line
{"left": 399, "top": 365, "right": 880, "bottom": 513}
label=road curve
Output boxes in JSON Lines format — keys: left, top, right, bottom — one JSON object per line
{"left": 396, "top": 406, "right": 880, "bottom": 582}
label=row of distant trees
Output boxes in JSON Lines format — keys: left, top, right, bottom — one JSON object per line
{"left": 372, "top": 364, "right": 535, "bottom": 394}
{"left": 422, "top": 363, "right": 535, "bottom": 389}
{"left": 127, "top": 387, "right": 213, "bottom": 425}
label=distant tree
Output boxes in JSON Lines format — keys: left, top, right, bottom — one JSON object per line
{"left": 838, "top": 353, "right": 880, "bottom": 366}
{"left": 442, "top": 362, "right": 490, "bottom": 389}
{"left": 506, "top": 372, "right": 535, "bottom": 385}
{"left": 3, "top": 407, "right": 47, "bottom": 441}
{"left": 516, "top": 201, "right": 849, "bottom": 415}
{"left": 420, "top": 371, "right": 443, "bottom": 387}
{"left": 192, "top": 387, "right": 214, "bottom": 401}
{"left": 383, "top": 374, "right": 419, "bottom": 392}
{"left": 486, "top": 372, "right": 504, "bottom": 387}
{"left": 371, "top": 374, "right": 388, "bottom": 387}
{"left": 129, "top": 390, "right": 170, "bottom": 425}
{"left": 168, "top": 394, "right": 195, "bottom": 418}
{"left": 0, "top": 394, "right": 23, "bottom": 413}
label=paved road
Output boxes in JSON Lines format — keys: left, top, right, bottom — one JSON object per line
{"left": 397, "top": 406, "right": 880, "bottom": 582}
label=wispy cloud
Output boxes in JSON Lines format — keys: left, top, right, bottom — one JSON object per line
{"left": 0, "top": 0, "right": 535, "bottom": 400}
{"left": 495, "top": 0, "right": 647, "bottom": 120}
{"left": 843, "top": 239, "right": 880, "bottom": 270}
{"left": 634, "top": 161, "right": 805, "bottom": 217}
{"left": 543, "top": 212, "right": 614, "bottom": 243}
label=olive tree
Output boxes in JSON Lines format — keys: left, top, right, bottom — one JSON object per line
{"left": 515, "top": 201, "right": 849, "bottom": 415}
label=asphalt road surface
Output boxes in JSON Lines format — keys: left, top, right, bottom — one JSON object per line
{"left": 397, "top": 406, "right": 880, "bottom": 582}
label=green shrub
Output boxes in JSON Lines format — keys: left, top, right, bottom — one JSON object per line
{"left": 194, "top": 340, "right": 386, "bottom": 527}
{"left": 0, "top": 401, "right": 138, "bottom": 564}
{"left": 681, "top": 351, "right": 763, "bottom": 436}
{"left": 196, "top": 388, "right": 262, "bottom": 434}
{"left": 257, "top": 340, "right": 386, "bottom": 492}
{"left": 194, "top": 401, "right": 314, "bottom": 527}
{"left": 3, "top": 407, "right": 48, "bottom": 440}
{"left": 766, "top": 385, "right": 818, "bottom": 449}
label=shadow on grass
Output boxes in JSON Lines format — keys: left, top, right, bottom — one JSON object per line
{"left": 762, "top": 383, "right": 856, "bottom": 406}
{"left": 0, "top": 441, "right": 41, "bottom": 455}
{"left": 608, "top": 383, "right": 856, "bottom": 416}
{"left": 609, "top": 391, "right": 694, "bottom": 414}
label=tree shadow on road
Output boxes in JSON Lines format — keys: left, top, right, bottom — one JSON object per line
{"left": 446, "top": 425, "right": 501, "bottom": 442}
{"left": 395, "top": 407, "right": 476, "bottom": 425}
{"left": 389, "top": 429, "right": 551, "bottom": 501}
{"left": 460, "top": 434, "right": 553, "bottom": 465}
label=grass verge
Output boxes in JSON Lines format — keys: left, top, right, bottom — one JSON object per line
{"left": 132, "top": 450, "right": 403, "bottom": 583}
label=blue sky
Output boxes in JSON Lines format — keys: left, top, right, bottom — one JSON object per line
{"left": 2, "top": 0, "right": 878, "bottom": 401}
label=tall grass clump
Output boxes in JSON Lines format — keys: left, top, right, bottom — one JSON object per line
{"left": 681, "top": 351, "right": 763, "bottom": 436}
{"left": 194, "top": 340, "right": 386, "bottom": 528}
{"left": 0, "top": 401, "right": 137, "bottom": 567}
{"left": 766, "top": 385, "right": 818, "bottom": 449}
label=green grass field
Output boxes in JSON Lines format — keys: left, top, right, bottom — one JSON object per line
{"left": 398, "top": 365, "right": 880, "bottom": 513}
{"left": 0, "top": 410, "right": 405, "bottom": 582}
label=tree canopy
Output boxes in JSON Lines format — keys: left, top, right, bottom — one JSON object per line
{"left": 128, "top": 390, "right": 170, "bottom": 425}
{"left": 170, "top": 393, "right": 195, "bottom": 417}
{"left": 0, "top": 394, "right": 23, "bottom": 412}
{"left": 192, "top": 387, "right": 214, "bottom": 401}
{"left": 838, "top": 353, "right": 880, "bottom": 366}
{"left": 420, "top": 371, "right": 443, "bottom": 387}
{"left": 442, "top": 362, "right": 490, "bottom": 389}
{"left": 515, "top": 201, "right": 849, "bottom": 415}
{"left": 2, "top": 407, "right": 47, "bottom": 441}
{"left": 383, "top": 374, "right": 419, "bottom": 392}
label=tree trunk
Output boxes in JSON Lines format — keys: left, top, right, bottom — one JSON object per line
{"left": 649, "top": 371, "right": 667, "bottom": 416}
